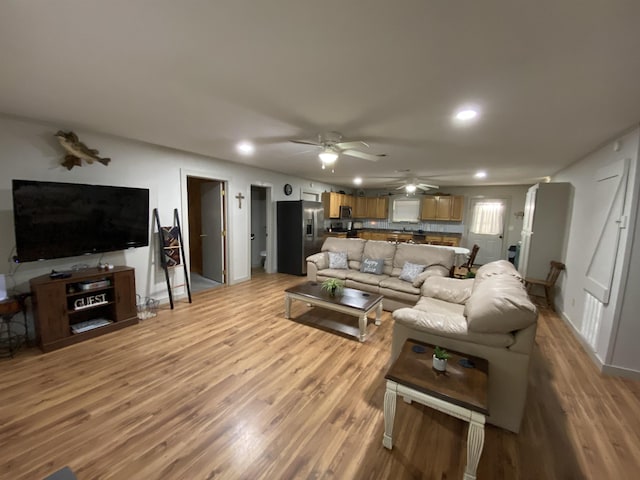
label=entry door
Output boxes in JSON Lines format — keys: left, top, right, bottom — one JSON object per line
{"left": 467, "top": 198, "right": 506, "bottom": 265}
{"left": 201, "top": 182, "right": 225, "bottom": 283}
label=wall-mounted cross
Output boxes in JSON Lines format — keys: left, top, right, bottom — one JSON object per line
{"left": 235, "top": 193, "right": 245, "bottom": 209}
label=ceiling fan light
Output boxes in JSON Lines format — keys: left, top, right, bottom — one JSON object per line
{"left": 405, "top": 184, "right": 417, "bottom": 193}
{"left": 319, "top": 149, "right": 338, "bottom": 164}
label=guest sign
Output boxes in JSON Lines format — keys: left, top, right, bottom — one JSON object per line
{"left": 73, "top": 293, "right": 108, "bottom": 310}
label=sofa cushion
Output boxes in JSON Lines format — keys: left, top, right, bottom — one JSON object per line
{"left": 328, "top": 251, "right": 348, "bottom": 269}
{"left": 412, "top": 264, "right": 451, "bottom": 288}
{"left": 392, "top": 243, "right": 455, "bottom": 276}
{"left": 316, "top": 268, "right": 350, "bottom": 280}
{"left": 421, "top": 277, "right": 475, "bottom": 304}
{"left": 379, "top": 276, "right": 421, "bottom": 295}
{"left": 465, "top": 273, "right": 537, "bottom": 334}
{"left": 393, "top": 301, "right": 515, "bottom": 348}
{"left": 360, "top": 258, "right": 384, "bottom": 274}
{"left": 399, "top": 261, "right": 426, "bottom": 282}
{"left": 322, "top": 237, "right": 365, "bottom": 261}
{"left": 362, "top": 240, "right": 397, "bottom": 275}
{"left": 347, "top": 271, "right": 389, "bottom": 286}
{"left": 379, "top": 287, "right": 421, "bottom": 305}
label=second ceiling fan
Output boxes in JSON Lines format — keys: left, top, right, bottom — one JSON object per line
{"left": 290, "top": 131, "right": 386, "bottom": 169}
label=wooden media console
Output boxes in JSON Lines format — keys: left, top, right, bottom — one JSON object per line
{"left": 30, "top": 266, "right": 138, "bottom": 352}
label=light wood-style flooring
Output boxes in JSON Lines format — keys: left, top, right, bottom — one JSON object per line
{"left": 1, "top": 272, "right": 640, "bottom": 479}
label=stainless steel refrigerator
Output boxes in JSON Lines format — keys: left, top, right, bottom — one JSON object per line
{"left": 277, "top": 200, "right": 324, "bottom": 275}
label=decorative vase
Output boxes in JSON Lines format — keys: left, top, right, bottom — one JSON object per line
{"left": 433, "top": 355, "right": 447, "bottom": 372}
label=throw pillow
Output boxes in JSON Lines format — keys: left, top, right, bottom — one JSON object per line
{"left": 328, "top": 251, "right": 348, "bottom": 269}
{"left": 360, "top": 258, "right": 384, "bottom": 275}
{"left": 399, "top": 261, "right": 426, "bottom": 283}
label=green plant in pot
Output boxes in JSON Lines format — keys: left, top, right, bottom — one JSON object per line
{"left": 433, "top": 346, "right": 451, "bottom": 372}
{"left": 321, "top": 278, "right": 345, "bottom": 297}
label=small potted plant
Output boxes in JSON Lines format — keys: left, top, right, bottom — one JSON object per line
{"left": 433, "top": 346, "right": 451, "bottom": 372}
{"left": 321, "top": 278, "right": 344, "bottom": 297}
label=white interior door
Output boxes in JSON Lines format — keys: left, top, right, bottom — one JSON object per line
{"left": 467, "top": 198, "right": 506, "bottom": 265}
{"left": 201, "top": 182, "right": 224, "bottom": 282}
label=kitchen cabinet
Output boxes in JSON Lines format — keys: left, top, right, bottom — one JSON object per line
{"left": 420, "top": 195, "right": 465, "bottom": 221}
{"left": 366, "top": 197, "right": 389, "bottom": 219}
{"left": 353, "top": 196, "right": 368, "bottom": 218}
{"left": 322, "top": 192, "right": 355, "bottom": 218}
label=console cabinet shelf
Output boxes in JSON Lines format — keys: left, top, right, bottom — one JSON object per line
{"left": 30, "top": 266, "right": 138, "bottom": 352}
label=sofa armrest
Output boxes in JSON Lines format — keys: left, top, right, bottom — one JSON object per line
{"left": 421, "top": 276, "right": 475, "bottom": 304}
{"left": 306, "top": 252, "right": 328, "bottom": 270}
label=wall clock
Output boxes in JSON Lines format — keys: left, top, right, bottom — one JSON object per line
{"left": 284, "top": 183, "right": 293, "bottom": 196}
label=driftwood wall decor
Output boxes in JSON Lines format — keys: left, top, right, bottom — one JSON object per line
{"left": 55, "top": 130, "right": 111, "bottom": 170}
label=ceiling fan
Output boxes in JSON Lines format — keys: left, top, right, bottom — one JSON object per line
{"left": 290, "top": 131, "right": 386, "bottom": 169}
{"left": 393, "top": 177, "right": 439, "bottom": 193}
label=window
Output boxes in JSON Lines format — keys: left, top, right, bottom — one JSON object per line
{"left": 391, "top": 198, "right": 420, "bottom": 222}
{"left": 470, "top": 201, "right": 504, "bottom": 234}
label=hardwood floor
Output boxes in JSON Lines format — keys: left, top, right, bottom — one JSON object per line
{"left": 1, "top": 272, "right": 640, "bottom": 479}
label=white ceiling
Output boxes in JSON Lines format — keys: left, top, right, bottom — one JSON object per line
{"left": 1, "top": 1, "right": 640, "bottom": 189}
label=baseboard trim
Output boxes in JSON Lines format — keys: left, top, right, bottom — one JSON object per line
{"left": 558, "top": 310, "right": 604, "bottom": 371}
{"left": 559, "top": 310, "right": 640, "bottom": 379}
{"left": 602, "top": 364, "right": 640, "bottom": 380}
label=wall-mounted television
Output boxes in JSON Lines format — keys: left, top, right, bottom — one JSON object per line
{"left": 12, "top": 179, "right": 150, "bottom": 263}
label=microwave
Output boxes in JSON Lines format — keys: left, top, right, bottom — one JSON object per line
{"left": 339, "top": 205, "right": 352, "bottom": 219}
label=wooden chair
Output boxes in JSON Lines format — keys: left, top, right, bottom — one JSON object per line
{"left": 525, "top": 261, "right": 565, "bottom": 311}
{"left": 454, "top": 244, "right": 479, "bottom": 278}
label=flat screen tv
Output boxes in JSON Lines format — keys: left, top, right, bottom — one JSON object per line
{"left": 12, "top": 179, "right": 150, "bottom": 263}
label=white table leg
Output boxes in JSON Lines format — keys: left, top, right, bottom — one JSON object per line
{"left": 463, "top": 414, "right": 485, "bottom": 480}
{"left": 284, "top": 294, "right": 291, "bottom": 319}
{"left": 358, "top": 314, "right": 367, "bottom": 342}
{"left": 375, "top": 301, "right": 382, "bottom": 326}
{"left": 383, "top": 381, "right": 397, "bottom": 449}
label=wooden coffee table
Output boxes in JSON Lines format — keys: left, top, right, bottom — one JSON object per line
{"left": 383, "top": 339, "right": 489, "bottom": 480}
{"left": 284, "top": 282, "right": 383, "bottom": 342}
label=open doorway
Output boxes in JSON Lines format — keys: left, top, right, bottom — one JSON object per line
{"left": 250, "top": 185, "right": 271, "bottom": 276}
{"left": 187, "top": 176, "right": 227, "bottom": 292}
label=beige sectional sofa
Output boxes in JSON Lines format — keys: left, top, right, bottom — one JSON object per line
{"left": 306, "top": 237, "right": 455, "bottom": 311}
{"left": 392, "top": 260, "right": 538, "bottom": 433}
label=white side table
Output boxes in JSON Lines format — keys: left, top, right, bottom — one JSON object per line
{"left": 382, "top": 339, "right": 489, "bottom": 480}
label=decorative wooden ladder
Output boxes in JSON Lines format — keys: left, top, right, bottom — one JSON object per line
{"left": 153, "top": 208, "right": 192, "bottom": 309}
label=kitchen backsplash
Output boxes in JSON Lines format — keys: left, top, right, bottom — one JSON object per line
{"left": 363, "top": 219, "right": 465, "bottom": 233}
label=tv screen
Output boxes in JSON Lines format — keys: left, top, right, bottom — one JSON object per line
{"left": 12, "top": 179, "right": 150, "bottom": 263}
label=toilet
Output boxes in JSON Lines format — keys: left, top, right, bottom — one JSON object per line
{"left": 260, "top": 250, "right": 267, "bottom": 268}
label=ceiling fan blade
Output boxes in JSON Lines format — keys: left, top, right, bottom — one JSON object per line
{"left": 289, "top": 139, "right": 321, "bottom": 146}
{"left": 342, "top": 149, "right": 385, "bottom": 162}
{"left": 418, "top": 183, "right": 439, "bottom": 190}
{"left": 335, "top": 140, "right": 369, "bottom": 150}
{"left": 395, "top": 185, "right": 406, "bottom": 190}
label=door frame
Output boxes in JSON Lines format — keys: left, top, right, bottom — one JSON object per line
{"left": 249, "top": 182, "right": 274, "bottom": 275}
{"left": 180, "top": 168, "right": 230, "bottom": 285}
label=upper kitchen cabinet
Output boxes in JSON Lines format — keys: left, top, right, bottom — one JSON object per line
{"left": 353, "top": 195, "right": 368, "bottom": 218}
{"left": 322, "top": 192, "right": 355, "bottom": 218}
{"left": 420, "top": 195, "right": 465, "bottom": 221}
{"left": 366, "top": 197, "right": 389, "bottom": 219}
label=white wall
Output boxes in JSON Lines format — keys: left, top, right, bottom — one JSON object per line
{"left": 553, "top": 127, "right": 640, "bottom": 375}
{"left": 0, "top": 114, "right": 338, "bottom": 301}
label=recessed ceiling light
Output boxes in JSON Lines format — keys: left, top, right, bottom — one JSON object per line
{"left": 353, "top": 177, "right": 362, "bottom": 185}
{"left": 455, "top": 109, "right": 479, "bottom": 121}
{"left": 474, "top": 171, "right": 487, "bottom": 179}
{"left": 236, "top": 141, "right": 254, "bottom": 155}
